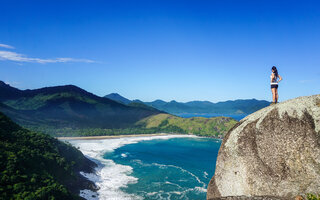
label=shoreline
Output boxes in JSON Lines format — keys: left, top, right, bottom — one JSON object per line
{"left": 67, "top": 132, "right": 219, "bottom": 199}
{"left": 56, "top": 133, "right": 188, "bottom": 140}
{"left": 65, "top": 133, "right": 222, "bottom": 199}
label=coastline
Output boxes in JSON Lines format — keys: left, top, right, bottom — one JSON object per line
{"left": 56, "top": 133, "right": 188, "bottom": 140}
{"left": 66, "top": 134, "right": 219, "bottom": 199}
{"left": 66, "top": 134, "right": 198, "bottom": 199}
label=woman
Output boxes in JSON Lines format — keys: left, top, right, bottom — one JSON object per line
{"left": 270, "top": 66, "right": 282, "bottom": 104}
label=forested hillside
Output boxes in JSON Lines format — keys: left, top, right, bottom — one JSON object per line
{"left": 0, "top": 112, "right": 96, "bottom": 199}
{"left": 50, "top": 113, "right": 238, "bottom": 138}
{"left": 0, "top": 81, "right": 238, "bottom": 138}
{"left": 0, "top": 81, "right": 162, "bottom": 132}
{"left": 136, "top": 113, "right": 238, "bottom": 137}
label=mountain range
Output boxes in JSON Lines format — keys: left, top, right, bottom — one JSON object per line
{"left": 104, "top": 93, "right": 270, "bottom": 115}
{"left": 0, "top": 81, "right": 162, "bottom": 131}
{"left": 0, "top": 81, "right": 263, "bottom": 137}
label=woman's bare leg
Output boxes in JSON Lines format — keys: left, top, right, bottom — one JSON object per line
{"left": 275, "top": 88, "right": 278, "bottom": 103}
{"left": 271, "top": 88, "right": 276, "bottom": 103}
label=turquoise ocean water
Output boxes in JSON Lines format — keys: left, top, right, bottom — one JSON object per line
{"left": 104, "top": 137, "right": 221, "bottom": 200}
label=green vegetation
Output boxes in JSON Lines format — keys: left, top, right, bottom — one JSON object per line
{"left": 29, "top": 126, "right": 186, "bottom": 137}
{"left": 0, "top": 81, "right": 238, "bottom": 138}
{"left": 4, "top": 92, "right": 98, "bottom": 110}
{"left": 0, "top": 112, "right": 96, "bottom": 200}
{"left": 305, "top": 194, "right": 320, "bottom": 200}
{"left": 135, "top": 113, "right": 238, "bottom": 137}
{"left": 0, "top": 82, "right": 162, "bottom": 130}
{"left": 28, "top": 113, "right": 237, "bottom": 138}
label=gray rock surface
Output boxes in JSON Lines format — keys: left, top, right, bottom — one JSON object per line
{"left": 207, "top": 95, "right": 320, "bottom": 200}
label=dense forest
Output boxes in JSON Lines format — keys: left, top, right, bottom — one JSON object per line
{"left": 29, "top": 113, "right": 237, "bottom": 138}
{"left": 0, "top": 112, "right": 96, "bottom": 200}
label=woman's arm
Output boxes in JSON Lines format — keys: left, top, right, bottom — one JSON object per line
{"left": 278, "top": 75, "right": 282, "bottom": 83}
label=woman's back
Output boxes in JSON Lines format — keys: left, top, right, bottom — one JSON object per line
{"left": 270, "top": 72, "right": 279, "bottom": 84}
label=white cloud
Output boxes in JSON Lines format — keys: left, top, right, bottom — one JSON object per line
{"left": 0, "top": 50, "right": 95, "bottom": 64}
{"left": 0, "top": 43, "right": 15, "bottom": 49}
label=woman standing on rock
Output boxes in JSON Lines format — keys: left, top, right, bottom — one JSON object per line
{"left": 270, "top": 66, "right": 282, "bottom": 104}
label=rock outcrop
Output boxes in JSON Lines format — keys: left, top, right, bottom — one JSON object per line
{"left": 207, "top": 95, "right": 320, "bottom": 199}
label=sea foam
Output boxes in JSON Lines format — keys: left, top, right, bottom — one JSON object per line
{"left": 66, "top": 135, "right": 195, "bottom": 200}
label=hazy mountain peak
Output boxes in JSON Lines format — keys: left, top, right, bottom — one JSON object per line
{"left": 132, "top": 99, "right": 144, "bottom": 103}
{"left": 153, "top": 99, "right": 167, "bottom": 103}
{"left": 108, "top": 92, "right": 121, "bottom": 96}
{"left": 104, "top": 93, "right": 131, "bottom": 105}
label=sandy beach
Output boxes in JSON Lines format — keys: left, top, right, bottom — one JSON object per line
{"left": 56, "top": 133, "right": 187, "bottom": 140}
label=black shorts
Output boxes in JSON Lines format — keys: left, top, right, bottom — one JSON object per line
{"left": 271, "top": 85, "right": 278, "bottom": 89}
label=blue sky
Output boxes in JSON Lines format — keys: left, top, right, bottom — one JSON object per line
{"left": 1, "top": 0, "right": 319, "bottom": 102}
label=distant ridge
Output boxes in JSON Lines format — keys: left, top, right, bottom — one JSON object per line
{"left": 104, "top": 93, "right": 131, "bottom": 105}
{"left": 104, "top": 92, "right": 270, "bottom": 115}
{"left": 143, "top": 99, "right": 270, "bottom": 115}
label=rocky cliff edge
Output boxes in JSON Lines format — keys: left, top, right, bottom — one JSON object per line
{"left": 207, "top": 94, "right": 320, "bottom": 199}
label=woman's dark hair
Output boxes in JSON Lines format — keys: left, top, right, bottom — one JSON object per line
{"left": 272, "top": 66, "right": 278, "bottom": 77}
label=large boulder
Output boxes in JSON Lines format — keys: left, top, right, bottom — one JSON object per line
{"left": 207, "top": 95, "right": 320, "bottom": 199}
